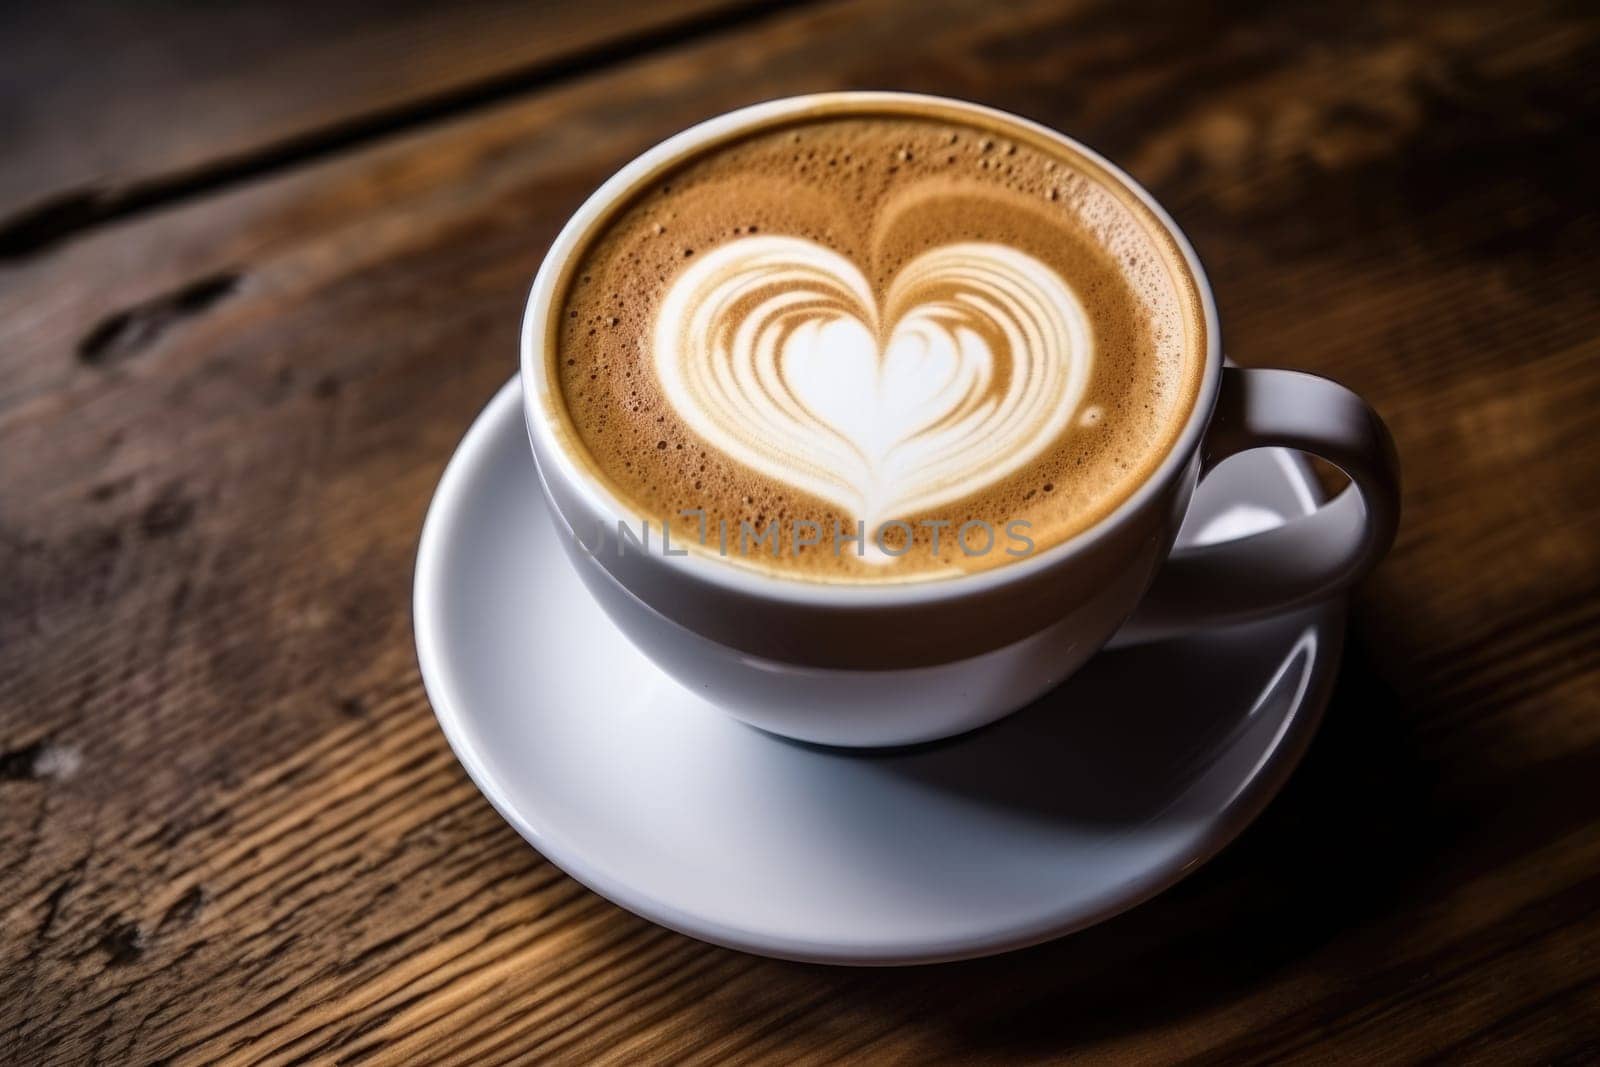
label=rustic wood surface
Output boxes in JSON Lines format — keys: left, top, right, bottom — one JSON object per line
{"left": 0, "top": 0, "right": 771, "bottom": 250}
{"left": 2, "top": 0, "right": 1597, "bottom": 1062}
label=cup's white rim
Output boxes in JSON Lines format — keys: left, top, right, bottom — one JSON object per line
{"left": 520, "top": 91, "right": 1222, "bottom": 609}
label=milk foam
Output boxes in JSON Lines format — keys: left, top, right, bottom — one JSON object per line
{"left": 654, "top": 236, "right": 1092, "bottom": 533}
{"left": 551, "top": 110, "right": 1205, "bottom": 582}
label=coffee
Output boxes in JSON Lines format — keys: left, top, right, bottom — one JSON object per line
{"left": 546, "top": 102, "right": 1205, "bottom": 581}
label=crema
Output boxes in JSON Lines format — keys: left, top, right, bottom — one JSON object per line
{"left": 549, "top": 106, "right": 1205, "bottom": 581}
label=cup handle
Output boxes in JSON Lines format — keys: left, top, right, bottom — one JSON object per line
{"left": 1109, "top": 366, "right": 1401, "bottom": 646}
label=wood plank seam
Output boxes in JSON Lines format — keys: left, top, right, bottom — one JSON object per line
{"left": 0, "top": 0, "right": 826, "bottom": 261}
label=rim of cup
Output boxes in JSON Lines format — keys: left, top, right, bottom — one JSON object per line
{"left": 520, "top": 91, "right": 1223, "bottom": 608}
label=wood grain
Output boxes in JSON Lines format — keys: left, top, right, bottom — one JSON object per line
{"left": 2, "top": 0, "right": 1598, "bottom": 1062}
{"left": 0, "top": 0, "right": 791, "bottom": 255}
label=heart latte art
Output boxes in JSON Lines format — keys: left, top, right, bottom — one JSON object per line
{"left": 550, "top": 111, "right": 1204, "bottom": 581}
{"left": 654, "top": 236, "right": 1093, "bottom": 532}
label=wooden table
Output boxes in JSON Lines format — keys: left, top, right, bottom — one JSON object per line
{"left": 3, "top": 1, "right": 1597, "bottom": 1061}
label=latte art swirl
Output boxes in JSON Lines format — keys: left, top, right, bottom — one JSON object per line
{"left": 654, "top": 236, "right": 1093, "bottom": 532}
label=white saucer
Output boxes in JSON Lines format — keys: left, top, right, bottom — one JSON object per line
{"left": 415, "top": 379, "right": 1345, "bottom": 965}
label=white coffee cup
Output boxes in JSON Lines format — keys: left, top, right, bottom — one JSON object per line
{"left": 519, "top": 93, "right": 1400, "bottom": 747}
